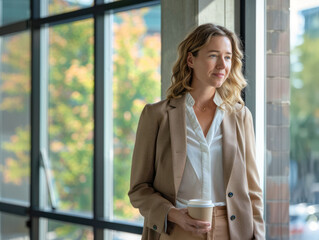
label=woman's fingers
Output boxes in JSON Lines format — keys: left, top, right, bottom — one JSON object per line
{"left": 179, "top": 208, "right": 188, "bottom": 214}
{"left": 186, "top": 219, "right": 211, "bottom": 233}
{"left": 167, "top": 207, "right": 211, "bottom": 234}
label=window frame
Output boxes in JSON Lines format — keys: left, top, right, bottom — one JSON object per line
{"left": 0, "top": 0, "right": 160, "bottom": 239}
{"left": 242, "top": 0, "right": 266, "bottom": 198}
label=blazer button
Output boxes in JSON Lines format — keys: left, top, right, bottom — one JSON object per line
{"left": 230, "top": 215, "right": 236, "bottom": 221}
{"left": 153, "top": 225, "right": 157, "bottom": 230}
{"left": 228, "top": 192, "right": 233, "bottom": 198}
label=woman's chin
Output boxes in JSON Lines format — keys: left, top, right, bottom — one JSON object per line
{"left": 212, "top": 81, "right": 225, "bottom": 89}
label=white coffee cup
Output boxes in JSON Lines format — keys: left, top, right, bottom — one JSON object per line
{"left": 187, "top": 199, "right": 214, "bottom": 224}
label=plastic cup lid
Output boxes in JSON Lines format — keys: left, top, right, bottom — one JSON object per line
{"left": 187, "top": 199, "right": 214, "bottom": 208}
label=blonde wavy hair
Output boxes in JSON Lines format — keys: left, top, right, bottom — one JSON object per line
{"left": 166, "top": 23, "right": 247, "bottom": 112}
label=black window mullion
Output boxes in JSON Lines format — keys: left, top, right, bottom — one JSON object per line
{"left": 30, "top": 0, "right": 41, "bottom": 238}
{"left": 93, "top": 0, "right": 106, "bottom": 238}
{"left": 33, "top": 0, "right": 160, "bottom": 28}
{"left": 0, "top": 20, "right": 29, "bottom": 36}
{"left": 0, "top": 201, "right": 28, "bottom": 216}
{"left": 30, "top": 19, "right": 41, "bottom": 240}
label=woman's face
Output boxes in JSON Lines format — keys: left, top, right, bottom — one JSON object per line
{"left": 187, "top": 36, "right": 232, "bottom": 89}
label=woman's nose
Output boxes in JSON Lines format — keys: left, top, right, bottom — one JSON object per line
{"left": 216, "top": 57, "right": 226, "bottom": 69}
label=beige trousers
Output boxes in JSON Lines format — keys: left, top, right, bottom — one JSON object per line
{"left": 160, "top": 206, "right": 230, "bottom": 240}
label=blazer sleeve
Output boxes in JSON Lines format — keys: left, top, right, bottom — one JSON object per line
{"left": 128, "top": 104, "right": 174, "bottom": 234}
{"left": 244, "top": 107, "right": 265, "bottom": 239}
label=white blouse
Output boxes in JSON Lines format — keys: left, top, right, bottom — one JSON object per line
{"left": 176, "top": 91, "right": 226, "bottom": 208}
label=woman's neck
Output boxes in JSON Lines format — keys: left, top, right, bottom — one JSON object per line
{"left": 190, "top": 87, "right": 216, "bottom": 106}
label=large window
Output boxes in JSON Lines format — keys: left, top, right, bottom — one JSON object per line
{"left": 0, "top": 0, "right": 160, "bottom": 239}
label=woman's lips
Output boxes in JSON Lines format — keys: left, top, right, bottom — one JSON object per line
{"left": 213, "top": 73, "right": 225, "bottom": 78}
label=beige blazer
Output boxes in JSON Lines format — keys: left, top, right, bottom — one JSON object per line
{"left": 128, "top": 95, "right": 265, "bottom": 240}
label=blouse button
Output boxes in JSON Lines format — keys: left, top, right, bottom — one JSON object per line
{"left": 228, "top": 192, "right": 234, "bottom": 198}
{"left": 153, "top": 225, "right": 157, "bottom": 230}
{"left": 230, "top": 215, "right": 236, "bottom": 221}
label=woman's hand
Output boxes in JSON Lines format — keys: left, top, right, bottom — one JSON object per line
{"left": 167, "top": 207, "right": 211, "bottom": 234}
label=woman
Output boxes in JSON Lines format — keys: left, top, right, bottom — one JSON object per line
{"left": 128, "top": 23, "right": 265, "bottom": 240}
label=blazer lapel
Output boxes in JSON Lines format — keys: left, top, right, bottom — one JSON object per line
{"left": 168, "top": 95, "right": 187, "bottom": 196}
{"left": 222, "top": 110, "right": 237, "bottom": 190}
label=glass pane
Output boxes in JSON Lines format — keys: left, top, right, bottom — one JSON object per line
{"left": 104, "top": 229, "right": 141, "bottom": 240}
{"left": 44, "top": 0, "right": 93, "bottom": 17}
{"left": 0, "top": 31, "right": 30, "bottom": 203}
{"left": 45, "top": 219, "right": 93, "bottom": 239}
{"left": 47, "top": 19, "right": 94, "bottom": 214}
{"left": 0, "top": 0, "right": 30, "bottom": 26}
{"left": 112, "top": 5, "right": 161, "bottom": 222}
{"left": 290, "top": 1, "right": 319, "bottom": 240}
{"left": 0, "top": 213, "right": 29, "bottom": 239}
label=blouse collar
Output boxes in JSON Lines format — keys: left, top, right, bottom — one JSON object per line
{"left": 185, "top": 90, "right": 224, "bottom": 108}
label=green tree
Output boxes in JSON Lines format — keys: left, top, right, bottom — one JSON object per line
{"left": 48, "top": 18, "right": 94, "bottom": 212}
{"left": 113, "top": 9, "right": 160, "bottom": 220}
{"left": 1, "top": 32, "right": 30, "bottom": 187}
{"left": 290, "top": 36, "right": 319, "bottom": 202}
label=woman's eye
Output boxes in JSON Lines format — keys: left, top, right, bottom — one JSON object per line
{"left": 209, "top": 55, "right": 217, "bottom": 58}
{"left": 225, "top": 56, "right": 232, "bottom": 60}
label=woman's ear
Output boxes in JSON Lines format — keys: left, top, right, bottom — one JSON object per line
{"left": 187, "top": 52, "right": 194, "bottom": 68}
